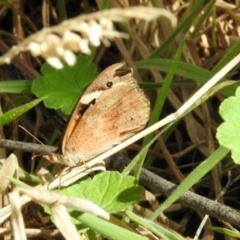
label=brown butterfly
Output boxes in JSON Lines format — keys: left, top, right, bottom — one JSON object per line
{"left": 46, "top": 63, "right": 150, "bottom": 166}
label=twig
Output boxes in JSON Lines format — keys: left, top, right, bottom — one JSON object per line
{"left": 106, "top": 155, "right": 240, "bottom": 228}
{"left": 194, "top": 172, "right": 240, "bottom": 240}
{"left": 0, "top": 139, "right": 56, "bottom": 153}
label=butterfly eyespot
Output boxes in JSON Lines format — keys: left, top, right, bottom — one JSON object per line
{"left": 106, "top": 81, "right": 113, "bottom": 88}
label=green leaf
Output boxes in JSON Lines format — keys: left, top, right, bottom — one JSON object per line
{"left": 0, "top": 0, "right": 13, "bottom": 7}
{"left": 7, "top": 176, "right": 32, "bottom": 189}
{"left": 216, "top": 87, "right": 240, "bottom": 164}
{"left": 77, "top": 213, "right": 148, "bottom": 240}
{"left": 137, "top": 39, "right": 185, "bottom": 180}
{"left": 150, "top": 146, "right": 230, "bottom": 220}
{"left": 0, "top": 98, "right": 44, "bottom": 126}
{"left": 126, "top": 210, "right": 184, "bottom": 240}
{"left": 59, "top": 171, "right": 144, "bottom": 214}
{"left": 31, "top": 56, "right": 98, "bottom": 115}
{"left": 136, "top": 59, "right": 240, "bottom": 97}
{"left": 211, "top": 227, "right": 240, "bottom": 238}
{"left": 0, "top": 80, "right": 32, "bottom": 94}
{"left": 148, "top": 0, "right": 207, "bottom": 59}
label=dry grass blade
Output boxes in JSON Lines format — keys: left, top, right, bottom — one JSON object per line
{"left": 9, "top": 190, "right": 26, "bottom": 240}
{"left": 0, "top": 159, "right": 105, "bottom": 224}
{"left": 0, "top": 154, "right": 18, "bottom": 193}
{"left": 50, "top": 204, "right": 80, "bottom": 240}
{"left": 48, "top": 160, "right": 106, "bottom": 188}
{"left": 0, "top": 193, "right": 32, "bottom": 225}
{"left": 0, "top": 7, "right": 176, "bottom": 69}
{"left": 16, "top": 187, "right": 109, "bottom": 240}
{"left": 18, "top": 187, "right": 110, "bottom": 220}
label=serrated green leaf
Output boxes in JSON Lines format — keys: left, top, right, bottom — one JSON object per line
{"left": 0, "top": 98, "right": 44, "bottom": 126}
{"left": 31, "top": 56, "right": 98, "bottom": 115}
{"left": 0, "top": 80, "right": 32, "bottom": 94}
{"left": 216, "top": 87, "right": 240, "bottom": 164}
{"left": 59, "top": 171, "right": 144, "bottom": 214}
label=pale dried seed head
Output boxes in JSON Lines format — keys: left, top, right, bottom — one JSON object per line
{"left": 0, "top": 7, "right": 176, "bottom": 69}
{"left": 99, "top": 18, "right": 113, "bottom": 30}
{"left": 47, "top": 57, "right": 63, "bottom": 69}
{"left": 101, "top": 37, "right": 111, "bottom": 47}
{"left": 88, "top": 20, "right": 102, "bottom": 46}
{"left": 40, "top": 41, "right": 49, "bottom": 53}
{"left": 63, "top": 31, "right": 80, "bottom": 43}
{"left": 56, "top": 45, "right": 64, "bottom": 56}
{"left": 64, "top": 50, "right": 76, "bottom": 66}
{"left": 63, "top": 32, "right": 82, "bottom": 52}
{"left": 28, "top": 42, "right": 41, "bottom": 56}
{"left": 79, "top": 39, "right": 90, "bottom": 54}
{"left": 76, "top": 22, "right": 89, "bottom": 32}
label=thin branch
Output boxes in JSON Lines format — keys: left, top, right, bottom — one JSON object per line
{"left": 106, "top": 155, "right": 240, "bottom": 228}
{"left": 0, "top": 139, "right": 56, "bottom": 153}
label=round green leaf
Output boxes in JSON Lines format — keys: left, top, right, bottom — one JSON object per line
{"left": 216, "top": 87, "right": 240, "bottom": 164}
{"left": 59, "top": 171, "right": 144, "bottom": 214}
{"left": 31, "top": 56, "right": 98, "bottom": 115}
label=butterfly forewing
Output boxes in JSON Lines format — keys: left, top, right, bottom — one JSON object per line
{"left": 47, "top": 63, "right": 150, "bottom": 166}
{"left": 60, "top": 62, "right": 129, "bottom": 154}
{"left": 64, "top": 85, "right": 150, "bottom": 165}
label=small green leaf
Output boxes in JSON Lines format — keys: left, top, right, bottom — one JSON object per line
{"left": 60, "top": 171, "right": 144, "bottom": 213}
{"left": 0, "top": 98, "right": 44, "bottom": 126}
{"left": 211, "top": 227, "right": 240, "bottom": 238}
{"left": 77, "top": 213, "right": 148, "bottom": 240}
{"left": 216, "top": 87, "right": 240, "bottom": 164}
{"left": 126, "top": 211, "right": 184, "bottom": 240}
{"left": 31, "top": 56, "right": 98, "bottom": 115}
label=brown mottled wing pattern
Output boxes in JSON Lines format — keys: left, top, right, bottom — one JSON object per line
{"left": 48, "top": 63, "right": 150, "bottom": 166}
{"left": 60, "top": 62, "right": 128, "bottom": 155}
{"left": 64, "top": 83, "right": 150, "bottom": 164}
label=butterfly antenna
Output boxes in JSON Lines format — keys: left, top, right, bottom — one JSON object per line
{"left": 19, "top": 125, "right": 44, "bottom": 145}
